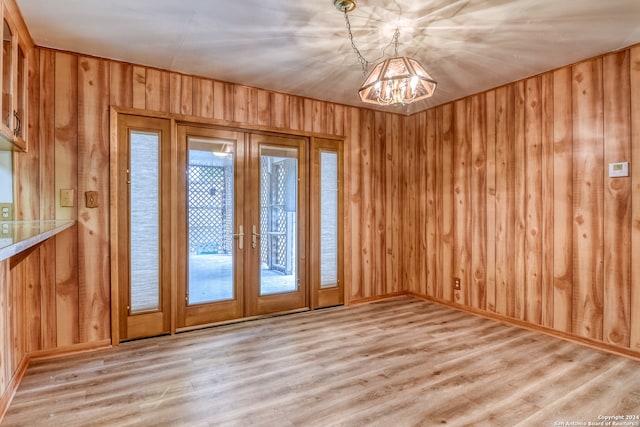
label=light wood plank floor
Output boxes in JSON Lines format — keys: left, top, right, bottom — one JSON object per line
{"left": 4, "top": 296, "right": 640, "bottom": 426}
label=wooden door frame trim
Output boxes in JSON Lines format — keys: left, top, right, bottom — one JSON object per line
{"left": 111, "top": 105, "right": 345, "bottom": 142}
{"left": 110, "top": 106, "right": 347, "bottom": 344}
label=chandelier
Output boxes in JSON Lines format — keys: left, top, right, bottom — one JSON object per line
{"left": 334, "top": 0, "right": 437, "bottom": 107}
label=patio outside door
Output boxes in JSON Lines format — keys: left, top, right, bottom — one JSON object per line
{"left": 177, "top": 126, "right": 307, "bottom": 328}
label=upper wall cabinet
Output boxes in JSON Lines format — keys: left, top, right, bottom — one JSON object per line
{"left": 0, "top": 0, "right": 31, "bottom": 151}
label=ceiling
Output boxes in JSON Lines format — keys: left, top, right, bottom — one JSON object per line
{"left": 15, "top": 0, "right": 640, "bottom": 115}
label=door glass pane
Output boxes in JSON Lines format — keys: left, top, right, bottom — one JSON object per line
{"left": 320, "top": 151, "right": 338, "bottom": 288}
{"left": 260, "top": 146, "right": 298, "bottom": 295}
{"left": 2, "top": 20, "right": 13, "bottom": 129}
{"left": 130, "top": 131, "right": 160, "bottom": 313}
{"left": 188, "top": 137, "right": 235, "bottom": 304}
{"left": 16, "top": 45, "right": 24, "bottom": 139}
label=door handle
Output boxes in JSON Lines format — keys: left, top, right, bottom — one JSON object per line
{"left": 233, "top": 225, "right": 244, "bottom": 250}
{"left": 252, "top": 225, "right": 261, "bottom": 249}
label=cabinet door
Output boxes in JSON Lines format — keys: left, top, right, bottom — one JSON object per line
{"left": 0, "top": 4, "right": 28, "bottom": 152}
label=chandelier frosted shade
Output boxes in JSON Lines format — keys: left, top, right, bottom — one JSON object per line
{"left": 358, "top": 56, "right": 437, "bottom": 106}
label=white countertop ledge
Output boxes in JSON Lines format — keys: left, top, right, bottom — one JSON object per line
{"left": 0, "top": 220, "right": 75, "bottom": 262}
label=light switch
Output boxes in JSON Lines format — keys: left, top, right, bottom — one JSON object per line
{"left": 85, "top": 191, "right": 98, "bottom": 208}
{"left": 60, "top": 189, "right": 74, "bottom": 207}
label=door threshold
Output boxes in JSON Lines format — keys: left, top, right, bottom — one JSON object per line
{"left": 175, "top": 307, "right": 310, "bottom": 333}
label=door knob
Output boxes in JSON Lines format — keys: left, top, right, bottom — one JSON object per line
{"left": 233, "top": 225, "right": 244, "bottom": 250}
{"left": 252, "top": 225, "right": 261, "bottom": 249}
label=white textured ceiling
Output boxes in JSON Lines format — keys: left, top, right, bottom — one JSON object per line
{"left": 15, "top": 0, "right": 640, "bottom": 114}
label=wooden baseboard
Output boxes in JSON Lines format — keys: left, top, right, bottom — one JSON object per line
{"left": 28, "top": 339, "right": 112, "bottom": 362}
{"left": 346, "top": 291, "right": 408, "bottom": 306}
{"left": 407, "top": 292, "right": 640, "bottom": 362}
{"left": 0, "top": 355, "right": 29, "bottom": 424}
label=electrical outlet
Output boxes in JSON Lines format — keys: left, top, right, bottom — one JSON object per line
{"left": 454, "top": 277, "right": 461, "bottom": 290}
{"left": 0, "top": 203, "right": 12, "bottom": 220}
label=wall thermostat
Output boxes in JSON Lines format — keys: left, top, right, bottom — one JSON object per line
{"left": 608, "top": 162, "right": 629, "bottom": 178}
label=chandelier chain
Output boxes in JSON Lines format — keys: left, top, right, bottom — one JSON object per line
{"left": 343, "top": 11, "right": 369, "bottom": 76}
{"left": 343, "top": 11, "right": 403, "bottom": 77}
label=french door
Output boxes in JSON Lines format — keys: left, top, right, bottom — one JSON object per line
{"left": 176, "top": 125, "right": 307, "bottom": 328}
{"left": 113, "top": 114, "right": 341, "bottom": 342}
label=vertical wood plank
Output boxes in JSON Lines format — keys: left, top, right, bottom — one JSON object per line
{"left": 223, "top": 83, "right": 234, "bottom": 122}
{"left": 256, "top": 89, "right": 270, "bottom": 127}
{"left": 441, "top": 104, "right": 454, "bottom": 301}
{"left": 553, "top": 66, "right": 573, "bottom": 333}
{"left": 360, "top": 109, "right": 373, "bottom": 299}
{"left": 39, "top": 49, "right": 56, "bottom": 220}
{"left": 400, "top": 113, "right": 414, "bottom": 293}
{"left": 180, "top": 75, "right": 193, "bottom": 116}
{"left": 541, "top": 72, "right": 555, "bottom": 328}
{"left": 333, "top": 104, "right": 345, "bottom": 136}
{"left": 169, "top": 72, "right": 182, "bottom": 114}
{"left": 485, "top": 90, "right": 497, "bottom": 313}
{"left": 145, "top": 68, "right": 170, "bottom": 113}
{"left": 388, "top": 114, "right": 401, "bottom": 294}
{"left": 289, "top": 96, "right": 304, "bottom": 131}
{"left": 453, "top": 99, "right": 471, "bottom": 305}
{"left": 416, "top": 113, "right": 428, "bottom": 296}
{"left": 425, "top": 111, "right": 437, "bottom": 297}
{"left": 192, "top": 77, "right": 203, "bottom": 117}
{"left": 495, "top": 85, "right": 515, "bottom": 317}
{"left": 24, "top": 250, "right": 41, "bottom": 352}
{"left": 193, "top": 78, "right": 213, "bottom": 118}
{"left": 312, "top": 100, "right": 326, "bottom": 134}
{"left": 572, "top": 58, "right": 604, "bottom": 340}
{"left": 54, "top": 52, "right": 79, "bottom": 346}
{"left": 434, "top": 107, "right": 444, "bottom": 299}
{"left": 514, "top": 80, "right": 527, "bottom": 321}
{"left": 471, "top": 94, "right": 487, "bottom": 310}
{"left": 373, "top": 111, "right": 386, "bottom": 297}
{"left": 271, "top": 92, "right": 290, "bottom": 129}
{"left": 524, "top": 76, "right": 543, "bottom": 325}
{"left": 10, "top": 261, "right": 24, "bottom": 376}
{"left": 39, "top": 238, "right": 57, "bottom": 349}
{"left": 602, "top": 50, "right": 631, "bottom": 348}
{"left": 630, "top": 45, "right": 640, "bottom": 351}
{"left": 345, "top": 107, "right": 362, "bottom": 301}
{"left": 213, "top": 81, "right": 226, "bottom": 120}
{"left": 233, "top": 85, "right": 250, "bottom": 123}
{"left": 55, "top": 227, "right": 78, "bottom": 346}
{"left": 303, "top": 99, "right": 314, "bottom": 133}
{"left": 78, "top": 56, "right": 111, "bottom": 342}
{"left": 0, "top": 260, "right": 9, "bottom": 394}
{"left": 132, "top": 66, "right": 145, "bottom": 110}
{"left": 109, "top": 62, "right": 133, "bottom": 109}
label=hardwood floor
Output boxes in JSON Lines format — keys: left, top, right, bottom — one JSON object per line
{"left": 4, "top": 296, "right": 640, "bottom": 426}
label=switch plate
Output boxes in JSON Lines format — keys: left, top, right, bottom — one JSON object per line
{"left": 85, "top": 191, "right": 98, "bottom": 208}
{"left": 609, "top": 162, "right": 629, "bottom": 178}
{"left": 60, "top": 189, "right": 74, "bottom": 207}
{"left": 0, "top": 203, "right": 12, "bottom": 220}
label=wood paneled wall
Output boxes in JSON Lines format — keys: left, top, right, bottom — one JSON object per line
{"left": 2, "top": 44, "right": 405, "bottom": 405}
{"left": 3, "top": 33, "right": 640, "bottom": 414}
{"left": 405, "top": 45, "right": 640, "bottom": 355}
